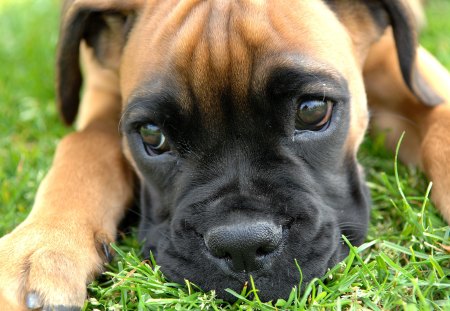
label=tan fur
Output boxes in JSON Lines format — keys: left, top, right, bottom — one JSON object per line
{"left": 365, "top": 31, "right": 450, "bottom": 222}
{"left": 77, "top": 43, "right": 122, "bottom": 129}
{"left": 0, "top": 42, "right": 134, "bottom": 308}
{"left": 0, "top": 0, "right": 449, "bottom": 309}
{"left": 121, "top": 0, "right": 369, "bottom": 143}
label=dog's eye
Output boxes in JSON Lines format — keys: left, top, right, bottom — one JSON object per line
{"left": 139, "top": 123, "right": 170, "bottom": 155}
{"left": 295, "top": 99, "right": 333, "bottom": 131}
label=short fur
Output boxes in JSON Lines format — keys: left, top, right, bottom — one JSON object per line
{"left": 0, "top": 0, "right": 449, "bottom": 309}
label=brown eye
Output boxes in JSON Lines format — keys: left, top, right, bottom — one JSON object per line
{"left": 139, "top": 123, "right": 170, "bottom": 155}
{"left": 295, "top": 99, "right": 333, "bottom": 131}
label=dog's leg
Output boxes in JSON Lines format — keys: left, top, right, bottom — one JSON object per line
{"left": 0, "top": 45, "right": 133, "bottom": 310}
{"left": 365, "top": 30, "right": 450, "bottom": 223}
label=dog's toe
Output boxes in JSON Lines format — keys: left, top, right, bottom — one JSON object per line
{"left": 0, "top": 223, "right": 112, "bottom": 311}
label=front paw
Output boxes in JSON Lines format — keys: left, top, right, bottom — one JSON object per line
{"left": 0, "top": 221, "right": 112, "bottom": 311}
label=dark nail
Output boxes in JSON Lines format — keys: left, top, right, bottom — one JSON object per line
{"left": 102, "top": 241, "right": 113, "bottom": 263}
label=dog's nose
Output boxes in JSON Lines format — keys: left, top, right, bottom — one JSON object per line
{"left": 204, "top": 221, "right": 282, "bottom": 273}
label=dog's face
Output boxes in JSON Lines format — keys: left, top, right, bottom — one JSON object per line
{"left": 119, "top": 1, "right": 372, "bottom": 300}
{"left": 57, "top": 0, "right": 432, "bottom": 302}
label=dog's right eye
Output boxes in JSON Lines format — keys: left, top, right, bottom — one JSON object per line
{"left": 295, "top": 99, "right": 333, "bottom": 131}
{"left": 139, "top": 123, "right": 170, "bottom": 155}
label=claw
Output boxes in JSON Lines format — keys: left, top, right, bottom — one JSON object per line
{"left": 25, "top": 291, "right": 43, "bottom": 310}
{"left": 102, "top": 241, "right": 113, "bottom": 263}
{"left": 94, "top": 232, "right": 114, "bottom": 263}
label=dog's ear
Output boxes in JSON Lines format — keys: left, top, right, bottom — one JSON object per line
{"left": 328, "top": 0, "right": 442, "bottom": 106}
{"left": 370, "top": 0, "right": 442, "bottom": 106}
{"left": 56, "top": 0, "right": 142, "bottom": 125}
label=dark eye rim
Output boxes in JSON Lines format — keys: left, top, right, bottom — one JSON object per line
{"left": 294, "top": 98, "right": 335, "bottom": 132}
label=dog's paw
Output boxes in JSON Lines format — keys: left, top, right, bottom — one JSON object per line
{"left": 0, "top": 220, "right": 112, "bottom": 311}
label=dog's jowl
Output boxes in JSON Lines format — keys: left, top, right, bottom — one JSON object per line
{"left": 1, "top": 0, "right": 450, "bottom": 309}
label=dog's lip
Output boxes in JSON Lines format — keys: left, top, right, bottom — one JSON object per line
{"left": 160, "top": 216, "right": 345, "bottom": 294}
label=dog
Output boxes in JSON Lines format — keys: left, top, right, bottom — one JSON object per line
{"left": 0, "top": 0, "right": 449, "bottom": 309}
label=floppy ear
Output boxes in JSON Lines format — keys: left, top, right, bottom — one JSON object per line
{"left": 328, "top": 0, "right": 442, "bottom": 106}
{"left": 374, "top": 0, "right": 442, "bottom": 106}
{"left": 56, "top": 0, "right": 142, "bottom": 125}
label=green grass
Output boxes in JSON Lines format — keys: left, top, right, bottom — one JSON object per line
{"left": 0, "top": 0, "right": 70, "bottom": 235}
{"left": 0, "top": 1, "right": 449, "bottom": 310}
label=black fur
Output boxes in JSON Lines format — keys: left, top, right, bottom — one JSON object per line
{"left": 122, "top": 58, "right": 371, "bottom": 301}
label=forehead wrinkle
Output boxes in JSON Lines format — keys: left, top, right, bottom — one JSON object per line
{"left": 174, "top": 5, "right": 226, "bottom": 124}
{"left": 189, "top": 1, "right": 230, "bottom": 116}
{"left": 190, "top": 30, "right": 220, "bottom": 119}
{"left": 121, "top": 0, "right": 208, "bottom": 102}
{"left": 169, "top": 1, "right": 211, "bottom": 62}
{"left": 171, "top": 1, "right": 272, "bottom": 122}
{"left": 228, "top": 27, "right": 252, "bottom": 112}
{"left": 200, "top": 0, "right": 273, "bottom": 117}
{"left": 162, "top": 1, "right": 212, "bottom": 114}
{"left": 207, "top": 1, "right": 232, "bottom": 80}
{"left": 149, "top": 0, "right": 207, "bottom": 46}
{"left": 233, "top": 0, "right": 274, "bottom": 48}
{"left": 222, "top": 0, "right": 273, "bottom": 114}
{"left": 129, "top": 0, "right": 324, "bottom": 123}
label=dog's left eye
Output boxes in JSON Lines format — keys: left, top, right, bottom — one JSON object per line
{"left": 295, "top": 99, "right": 333, "bottom": 131}
{"left": 139, "top": 123, "right": 170, "bottom": 155}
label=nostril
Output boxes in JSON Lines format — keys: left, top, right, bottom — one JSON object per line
{"left": 255, "top": 245, "right": 276, "bottom": 257}
{"left": 213, "top": 250, "right": 232, "bottom": 261}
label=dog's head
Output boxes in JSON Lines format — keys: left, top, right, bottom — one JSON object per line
{"left": 57, "top": 0, "right": 440, "bottom": 301}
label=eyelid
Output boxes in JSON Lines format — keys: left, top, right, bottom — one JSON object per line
{"left": 120, "top": 96, "right": 168, "bottom": 134}
{"left": 296, "top": 93, "right": 340, "bottom": 104}
{"left": 121, "top": 107, "right": 153, "bottom": 134}
{"left": 267, "top": 64, "right": 350, "bottom": 103}
{"left": 299, "top": 75, "right": 349, "bottom": 103}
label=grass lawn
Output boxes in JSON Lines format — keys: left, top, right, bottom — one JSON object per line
{"left": 0, "top": 1, "right": 449, "bottom": 310}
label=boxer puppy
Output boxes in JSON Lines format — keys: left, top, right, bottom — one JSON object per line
{"left": 0, "top": 0, "right": 449, "bottom": 309}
